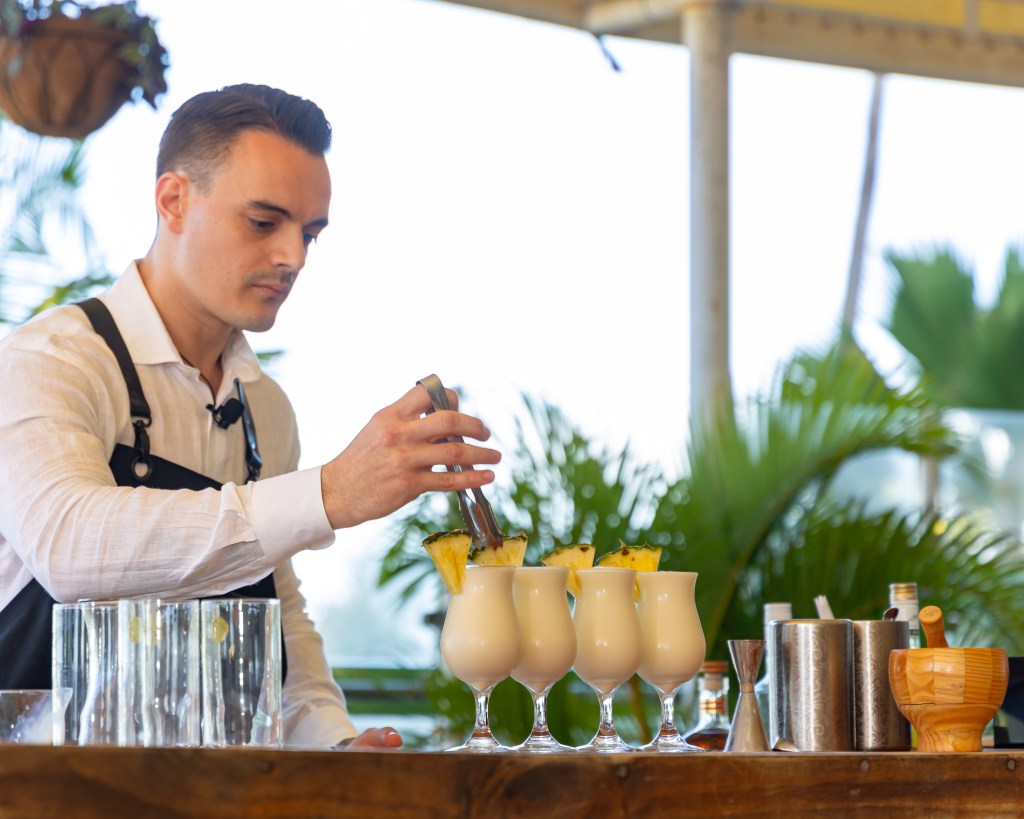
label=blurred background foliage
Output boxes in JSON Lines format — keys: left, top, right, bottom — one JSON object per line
{"left": 884, "top": 244, "right": 1024, "bottom": 410}
{"left": 0, "top": 111, "right": 113, "bottom": 324}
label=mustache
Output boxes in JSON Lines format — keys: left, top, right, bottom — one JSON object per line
{"left": 247, "top": 271, "right": 297, "bottom": 289}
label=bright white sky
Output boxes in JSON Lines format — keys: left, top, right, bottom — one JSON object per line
{"left": 68, "top": 0, "right": 1024, "bottom": 666}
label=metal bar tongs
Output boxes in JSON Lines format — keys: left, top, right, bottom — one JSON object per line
{"left": 417, "top": 374, "right": 504, "bottom": 550}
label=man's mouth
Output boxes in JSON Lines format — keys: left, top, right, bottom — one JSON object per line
{"left": 252, "top": 281, "right": 290, "bottom": 300}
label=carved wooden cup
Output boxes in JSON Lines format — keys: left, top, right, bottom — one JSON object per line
{"left": 888, "top": 647, "right": 1008, "bottom": 752}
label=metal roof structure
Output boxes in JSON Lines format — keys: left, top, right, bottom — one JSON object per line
{"left": 428, "top": 0, "right": 1024, "bottom": 420}
{"left": 438, "top": 1, "right": 1024, "bottom": 87}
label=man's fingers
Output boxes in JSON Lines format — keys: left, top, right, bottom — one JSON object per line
{"left": 396, "top": 383, "right": 436, "bottom": 418}
{"left": 418, "top": 409, "right": 491, "bottom": 444}
{"left": 405, "top": 441, "right": 502, "bottom": 472}
{"left": 378, "top": 727, "right": 403, "bottom": 747}
{"left": 321, "top": 384, "right": 502, "bottom": 530}
{"left": 429, "top": 467, "right": 495, "bottom": 490}
{"left": 394, "top": 386, "right": 481, "bottom": 440}
{"left": 345, "top": 727, "right": 403, "bottom": 749}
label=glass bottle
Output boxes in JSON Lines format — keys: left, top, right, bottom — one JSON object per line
{"left": 754, "top": 601, "right": 792, "bottom": 732}
{"left": 889, "top": 582, "right": 920, "bottom": 649}
{"left": 682, "top": 661, "right": 731, "bottom": 751}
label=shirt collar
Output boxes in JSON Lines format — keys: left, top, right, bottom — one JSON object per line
{"left": 102, "top": 261, "right": 263, "bottom": 383}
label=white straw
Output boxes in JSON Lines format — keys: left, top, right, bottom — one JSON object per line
{"left": 814, "top": 594, "right": 835, "bottom": 619}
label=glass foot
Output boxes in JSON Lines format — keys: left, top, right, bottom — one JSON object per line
{"left": 446, "top": 734, "right": 508, "bottom": 753}
{"left": 512, "top": 732, "right": 577, "bottom": 753}
{"left": 639, "top": 731, "right": 706, "bottom": 752}
{"left": 576, "top": 733, "right": 635, "bottom": 753}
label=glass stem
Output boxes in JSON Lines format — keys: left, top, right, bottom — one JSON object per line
{"left": 658, "top": 691, "right": 680, "bottom": 738}
{"left": 470, "top": 688, "right": 493, "bottom": 740}
{"left": 596, "top": 692, "right": 618, "bottom": 738}
{"left": 530, "top": 689, "right": 552, "bottom": 738}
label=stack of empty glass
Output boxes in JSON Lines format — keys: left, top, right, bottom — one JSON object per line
{"left": 51, "top": 597, "right": 281, "bottom": 748}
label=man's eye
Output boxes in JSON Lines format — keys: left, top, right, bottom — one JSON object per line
{"left": 303, "top": 233, "right": 318, "bottom": 247}
{"left": 250, "top": 219, "right": 274, "bottom": 231}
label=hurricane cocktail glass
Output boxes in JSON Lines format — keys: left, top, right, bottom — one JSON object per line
{"left": 510, "top": 566, "right": 577, "bottom": 753}
{"left": 636, "top": 571, "right": 706, "bottom": 751}
{"left": 572, "top": 567, "right": 641, "bottom": 753}
{"left": 440, "top": 565, "right": 521, "bottom": 752}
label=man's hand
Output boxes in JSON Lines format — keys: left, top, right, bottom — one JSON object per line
{"left": 338, "top": 726, "right": 403, "bottom": 749}
{"left": 321, "top": 385, "right": 501, "bottom": 530}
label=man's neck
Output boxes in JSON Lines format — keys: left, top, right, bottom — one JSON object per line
{"left": 137, "top": 254, "right": 231, "bottom": 397}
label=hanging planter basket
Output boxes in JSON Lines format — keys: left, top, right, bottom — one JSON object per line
{"left": 0, "top": 2, "right": 167, "bottom": 139}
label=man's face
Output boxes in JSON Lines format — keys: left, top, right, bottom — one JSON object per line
{"left": 173, "top": 129, "right": 331, "bottom": 334}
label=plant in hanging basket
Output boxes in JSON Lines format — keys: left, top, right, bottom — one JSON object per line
{"left": 0, "top": 0, "right": 168, "bottom": 139}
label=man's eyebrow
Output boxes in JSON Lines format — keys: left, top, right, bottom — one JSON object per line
{"left": 247, "top": 199, "right": 329, "bottom": 228}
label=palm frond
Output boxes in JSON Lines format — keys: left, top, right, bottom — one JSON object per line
{"left": 884, "top": 244, "right": 1024, "bottom": 410}
{"left": 501, "top": 393, "right": 663, "bottom": 561}
{"left": 653, "top": 339, "right": 962, "bottom": 659}
{"left": 750, "top": 502, "right": 1024, "bottom": 650}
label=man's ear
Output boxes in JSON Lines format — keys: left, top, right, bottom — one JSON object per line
{"left": 155, "top": 172, "right": 189, "bottom": 234}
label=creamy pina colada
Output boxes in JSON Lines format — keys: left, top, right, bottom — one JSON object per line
{"left": 441, "top": 565, "right": 521, "bottom": 693}
{"left": 636, "top": 570, "right": 707, "bottom": 753}
{"left": 637, "top": 571, "right": 705, "bottom": 694}
{"left": 511, "top": 566, "right": 576, "bottom": 693}
{"left": 572, "top": 568, "right": 641, "bottom": 697}
{"left": 510, "top": 565, "right": 578, "bottom": 753}
{"left": 572, "top": 567, "right": 642, "bottom": 752}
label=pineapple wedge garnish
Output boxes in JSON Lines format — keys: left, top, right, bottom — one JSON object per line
{"left": 596, "top": 542, "right": 663, "bottom": 572}
{"left": 469, "top": 531, "right": 528, "bottom": 567}
{"left": 597, "top": 542, "right": 662, "bottom": 598}
{"left": 539, "top": 543, "right": 596, "bottom": 597}
{"left": 422, "top": 529, "right": 472, "bottom": 594}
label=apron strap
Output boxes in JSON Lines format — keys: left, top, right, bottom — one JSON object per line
{"left": 236, "top": 379, "right": 263, "bottom": 482}
{"left": 78, "top": 298, "right": 154, "bottom": 483}
{"left": 78, "top": 299, "right": 263, "bottom": 484}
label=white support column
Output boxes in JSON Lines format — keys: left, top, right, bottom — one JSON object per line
{"left": 685, "top": 0, "right": 733, "bottom": 426}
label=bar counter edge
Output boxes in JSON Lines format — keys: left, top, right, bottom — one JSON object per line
{"left": 2, "top": 745, "right": 1023, "bottom": 818}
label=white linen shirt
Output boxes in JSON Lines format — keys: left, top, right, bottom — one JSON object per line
{"left": 0, "top": 262, "right": 356, "bottom": 746}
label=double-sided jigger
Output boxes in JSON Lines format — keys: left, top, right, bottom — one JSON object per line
{"left": 725, "top": 639, "right": 769, "bottom": 752}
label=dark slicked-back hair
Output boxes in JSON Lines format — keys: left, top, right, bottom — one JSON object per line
{"left": 156, "top": 84, "right": 332, "bottom": 188}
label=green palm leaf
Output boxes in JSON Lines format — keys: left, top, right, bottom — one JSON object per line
{"left": 884, "top": 245, "right": 1024, "bottom": 409}
{"left": 748, "top": 501, "right": 1024, "bottom": 649}
{"left": 652, "top": 340, "right": 962, "bottom": 660}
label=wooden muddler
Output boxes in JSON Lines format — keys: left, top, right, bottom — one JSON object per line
{"left": 919, "top": 605, "right": 948, "bottom": 648}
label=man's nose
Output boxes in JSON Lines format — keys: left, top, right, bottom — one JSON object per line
{"left": 272, "top": 226, "right": 307, "bottom": 270}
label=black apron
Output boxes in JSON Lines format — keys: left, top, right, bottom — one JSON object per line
{"left": 0, "top": 298, "right": 285, "bottom": 688}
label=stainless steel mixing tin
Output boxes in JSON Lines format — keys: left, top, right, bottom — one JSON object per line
{"left": 852, "top": 618, "right": 911, "bottom": 751}
{"left": 768, "top": 619, "right": 853, "bottom": 752}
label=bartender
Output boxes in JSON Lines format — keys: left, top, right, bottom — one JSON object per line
{"left": 0, "top": 84, "right": 500, "bottom": 749}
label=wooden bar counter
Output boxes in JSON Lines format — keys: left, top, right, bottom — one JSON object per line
{"left": 2, "top": 746, "right": 1023, "bottom": 817}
